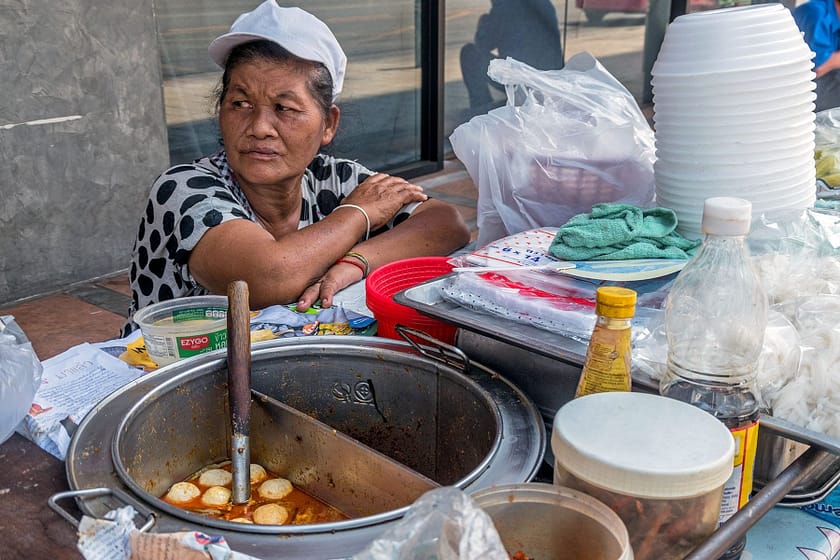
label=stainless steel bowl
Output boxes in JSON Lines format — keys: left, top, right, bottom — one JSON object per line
{"left": 63, "top": 336, "right": 545, "bottom": 559}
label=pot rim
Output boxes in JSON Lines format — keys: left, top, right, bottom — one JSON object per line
{"left": 65, "top": 336, "right": 545, "bottom": 553}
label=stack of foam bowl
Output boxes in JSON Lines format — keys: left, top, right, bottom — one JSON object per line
{"left": 651, "top": 3, "right": 817, "bottom": 239}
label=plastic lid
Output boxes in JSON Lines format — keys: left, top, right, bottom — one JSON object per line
{"left": 595, "top": 287, "right": 637, "bottom": 318}
{"left": 551, "top": 392, "right": 735, "bottom": 499}
{"left": 133, "top": 295, "right": 229, "bottom": 335}
{"left": 701, "top": 197, "right": 752, "bottom": 236}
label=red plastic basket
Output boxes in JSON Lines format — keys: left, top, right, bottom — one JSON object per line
{"left": 365, "top": 256, "right": 457, "bottom": 344}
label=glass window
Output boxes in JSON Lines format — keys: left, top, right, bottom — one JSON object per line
{"left": 154, "top": 1, "right": 423, "bottom": 172}
{"left": 443, "top": 0, "right": 777, "bottom": 142}
{"left": 444, "top": 0, "right": 648, "bottom": 143}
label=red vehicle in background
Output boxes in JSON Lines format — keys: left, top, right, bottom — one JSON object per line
{"left": 575, "top": 0, "right": 727, "bottom": 23}
{"left": 575, "top": 0, "right": 649, "bottom": 22}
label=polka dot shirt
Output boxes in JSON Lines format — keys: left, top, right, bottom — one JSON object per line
{"left": 123, "top": 150, "right": 418, "bottom": 334}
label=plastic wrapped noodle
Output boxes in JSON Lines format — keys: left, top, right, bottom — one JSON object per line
{"left": 760, "top": 295, "right": 840, "bottom": 439}
{"left": 631, "top": 308, "right": 668, "bottom": 382}
{"left": 752, "top": 253, "right": 840, "bottom": 305}
{"left": 440, "top": 271, "right": 598, "bottom": 343}
{"left": 754, "top": 309, "right": 802, "bottom": 411}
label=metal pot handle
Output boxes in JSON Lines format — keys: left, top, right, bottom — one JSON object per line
{"left": 48, "top": 487, "right": 156, "bottom": 532}
{"left": 395, "top": 325, "right": 470, "bottom": 373}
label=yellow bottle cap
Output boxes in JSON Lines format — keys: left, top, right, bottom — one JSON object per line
{"left": 595, "top": 286, "right": 637, "bottom": 318}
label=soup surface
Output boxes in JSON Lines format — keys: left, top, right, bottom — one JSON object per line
{"left": 162, "top": 461, "right": 348, "bottom": 525}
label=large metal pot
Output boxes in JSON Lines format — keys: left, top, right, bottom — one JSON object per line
{"left": 60, "top": 335, "right": 545, "bottom": 559}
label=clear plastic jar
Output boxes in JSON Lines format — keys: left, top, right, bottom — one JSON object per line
{"left": 552, "top": 392, "right": 735, "bottom": 560}
{"left": 133, "top": 295, "right": 229, "bottom": 366}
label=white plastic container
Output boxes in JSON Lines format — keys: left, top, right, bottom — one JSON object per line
{"left": 472, "top": 483, "right": 633, "bottom": 560}
{"left": 133, "top": 295, "right": 228, "bottom": 367}
{"left": 551, "top": 392, "right": 735, "bottom": 560}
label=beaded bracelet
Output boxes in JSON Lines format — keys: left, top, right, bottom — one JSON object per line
{"left": 336, "top": 204, "right": 370, "bottom": 241}
{"left": 336, "top": 257, "right": 366, "bottom": 278}
{"left": 343, "top": 251, "right": 370, "bottom": 277}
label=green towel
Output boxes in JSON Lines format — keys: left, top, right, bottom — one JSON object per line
{"left": 549, "top": 203, "right": 702, "bottom": 261}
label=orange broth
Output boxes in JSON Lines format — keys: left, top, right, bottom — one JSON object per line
{"left": 162, "top": 462, "right": 348, "bottom": 525}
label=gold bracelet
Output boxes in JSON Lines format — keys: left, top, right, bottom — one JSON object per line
{"left": 344, "top": 251, "right": 370, "bottom": 277}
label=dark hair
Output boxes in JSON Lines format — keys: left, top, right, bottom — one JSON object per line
{"left": 212, "top": 40, "right": 334, "bottom": 118}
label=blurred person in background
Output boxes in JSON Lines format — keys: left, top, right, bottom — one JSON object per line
{"left": 794, "top": 0, "right": 840, "bottom": 111}
{"left": 460, "top": 0, "right": 565, "bottom": 114}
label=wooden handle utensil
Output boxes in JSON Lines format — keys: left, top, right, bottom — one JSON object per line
{"left": 227, "top": 280, "right": 251, "bottom": 504}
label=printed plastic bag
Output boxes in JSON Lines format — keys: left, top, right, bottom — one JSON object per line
{"left": 0, "top": 315, "right": 43, "bottom": 445}
{"left": 450, "top": 52, "right": 656, "bottom": 247}
{"left": 353, "top": 487, "right": 508, "bottom": 560}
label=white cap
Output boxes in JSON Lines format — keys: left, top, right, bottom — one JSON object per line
{"left": 551, "top": 392, "right": 734, "bottom": 499}
{"left": 208, "top": 1, "right": 347, "bottom": 101}
{"left": 701, "top": 197, "right": 753, "bottom": 236}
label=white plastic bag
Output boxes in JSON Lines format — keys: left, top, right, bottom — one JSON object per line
{"left": 0, "top": 315, "right": 43, "bottom": 444}
{"left": 451, "top": 52, "right": 656, "bottom": 247}
{"left": 352, "top": 487, "right": 508, "bottom": 560}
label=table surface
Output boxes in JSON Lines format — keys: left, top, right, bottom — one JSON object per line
{"left": 0, "top": 433, "right": 81, "bottom": 560}
{"left": 4, "top": 379, "right": 840, "bottom": 560}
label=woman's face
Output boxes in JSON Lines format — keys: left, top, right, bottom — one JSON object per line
{"left": 219, "top": 58, "right": 337, "bottom": 191}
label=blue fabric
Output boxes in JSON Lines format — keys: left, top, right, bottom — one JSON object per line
{"left": 746, "top": 506, "right": 840, "bottom": 558}
{"left": 794, "top": 0, "right": 840, "bottom": 68}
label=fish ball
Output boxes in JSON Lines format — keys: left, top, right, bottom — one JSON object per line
{"left": 199, "top": 468, "right": 232, "bottom": 488}
{"left": 201, "top": 485, "right": 231, "bottom": 506}
{"left": 250, "top": 463, "right": 268, "bottom": 484}
{"left": 252, "top": 503, "right": 289, "bottom": 525}
{"left": 258, "top": 477, "right": 293, "bottom": 500}
{"left": 165, "top": 481, "right": 201, "bottom": 504}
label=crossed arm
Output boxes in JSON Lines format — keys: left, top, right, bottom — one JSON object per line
{"left": 188, "top": 173, "right": 471, "bottom": 310}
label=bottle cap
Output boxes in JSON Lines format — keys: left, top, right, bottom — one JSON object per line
{"left": 595, "top": 287, "right": 637, "bottom": 318}
{"left": 701, "top": 197, "right": 752, "bottom": 236}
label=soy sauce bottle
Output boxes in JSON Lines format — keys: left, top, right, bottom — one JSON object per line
{"left": 575, "top": 286, "right": 637, "bottom": 398}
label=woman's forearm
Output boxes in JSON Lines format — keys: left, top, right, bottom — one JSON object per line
{"left": 347, "top": 199, "right": 471, "bottom": 272}
{"left": 189, "top": 199, "right": 469, "bottom": 310}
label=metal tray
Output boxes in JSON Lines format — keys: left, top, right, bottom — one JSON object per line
{"left": 395, "top": 274, "right": 840, "bottom": 503}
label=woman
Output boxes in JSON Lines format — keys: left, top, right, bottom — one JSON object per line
{"left": 124, "top": 1, "right": 470, "bottom": 332}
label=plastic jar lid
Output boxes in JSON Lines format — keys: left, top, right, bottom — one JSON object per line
{"left": 133, "top": 295, "right": 228, "bottom": 332}
{"left": 552, "top": 392, "right": 735, "bottom": 499}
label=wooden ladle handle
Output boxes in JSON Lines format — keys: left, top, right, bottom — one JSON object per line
{"left": 227, "top": 280, "right": 251, "bottom": 504}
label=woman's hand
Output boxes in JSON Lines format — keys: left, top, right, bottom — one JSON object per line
{"left": 341, "top": 173, "right": 428, "bottom": 230}
{"left": 296, "top": 259, "right": 366, "bottom": 311}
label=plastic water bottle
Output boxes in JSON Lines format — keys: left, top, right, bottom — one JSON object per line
{"left": 660, "top": 197, "right": 767, "bottom": 560}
